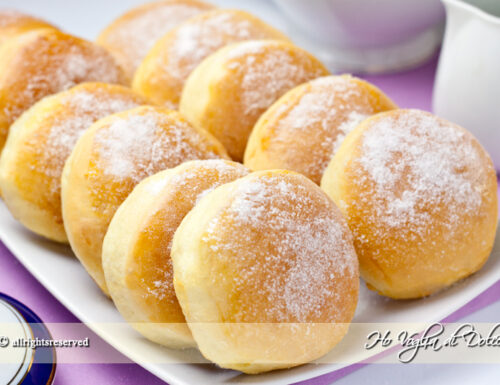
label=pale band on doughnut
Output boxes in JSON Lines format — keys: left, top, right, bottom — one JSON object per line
{"left": 102, "top": 159, "right": 249, "bottom": 348}
{"left": 0, "top": 82, "right": 149, "bottom": 242}
{"left": 171, "top": 169, "right": 359, "bottom": 373}
{"left": 61, "top": 106, "right": 229, "bottom": 295}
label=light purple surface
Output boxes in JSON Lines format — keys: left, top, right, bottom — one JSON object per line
{"left": 0, "top": 54, "right": 499, "bottom": 385}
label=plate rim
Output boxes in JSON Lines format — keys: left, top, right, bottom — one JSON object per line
{"left": 1, "top": 205, "right": 499, "bottom": 385}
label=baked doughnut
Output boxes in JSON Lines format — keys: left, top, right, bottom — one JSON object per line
{"left": 171, "top": 170, "right": 359, "bottom": 373}
{"left": 96, "top": 0, "right": 214, "bottom": 82}
{"left": 0, "top": 29, "right": 126, "bottom": 153}
{"left": 244, "top": 75, "right": 397, "bottom": 184}
{"left": 321, "top": 109, "right": 498, "bottom": 299}
{"left": 0, "top": 10, "right": 57, "bottom": 45}
{"left": 102, "top": 159, "right": 249, "bottom": 348}
{"left": 132, "top": 9, "right": 289, "bottom": 109}
{"left": 180, "top": 40, "right": 329, "bottom": 161}
{"left": 61, "top": 106, "right": 229, "bottom": 295}
{"left": 0, "top": 82, "right": 149, "bottom": 243}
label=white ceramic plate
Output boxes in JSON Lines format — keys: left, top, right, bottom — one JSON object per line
{"left": 0, "top": 200, "right": 499, "bottom": 385}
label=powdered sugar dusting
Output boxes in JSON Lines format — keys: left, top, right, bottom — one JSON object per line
{"left": 102, "top": 2, "right": 211, "bottom": 73}
{"left": 226, "top": 41, "right": 325, "bottom": 119}
{"left": 52, "top": 89, "right": 143, "bottom": 151}
{"left": 202, "top": 173, "right": 358, "bottom": 323}
{"left": 246, "top": 75, "right": 390, "bottom": 184}
{"left": 144, "top": 274, "right": 172, "bottom": 301}
{"left": 277, "top": 77, "right": 380, "bottom": 171}
{"left": 146, "top": 159, "right": 247, "bottom": 199}
{"left": 94, "top": 109, "right": 221, "bottom": 183}
{"left": 332, "top": 111, "right": 369, "bottom": 153}
{"left": 163, "top": 10, "right": 282, "bottom": 85}
{"left": 354, "top": 110, "right": 486, "bottom": 238}
{"left": 2, "top": 31, "right": 124, "bottom": 125}
{"left": 174, "top": 160, "right": 248, "bottom": 203}
{"left": 32, "top": 87, "right": 145, "bottom": 195}
{"left": 54, "top": 47, "right": 121, "bottom": 90}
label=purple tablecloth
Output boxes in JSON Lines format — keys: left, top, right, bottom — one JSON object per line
{"left": 1, "top": 55, "right": 499, "bottom": 385}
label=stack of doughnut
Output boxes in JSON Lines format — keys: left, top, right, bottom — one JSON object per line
{"left": 0, "top": 1, "right": 497, "bottom": 374}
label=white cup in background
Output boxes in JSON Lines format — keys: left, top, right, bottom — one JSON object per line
{"left": 273, "top": 0, "right": 445, "bottom": 73}
{"left": 433, "top": 0, "right": 500, "bottom": 170}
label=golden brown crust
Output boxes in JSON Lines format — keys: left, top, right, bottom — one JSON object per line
{"left": 0, "top": 82, "right": 149, "bottom": 242}
{"left": 132, "top": 9, "right": 290, "bottom": 109}
{"left": 97, "top": 0, "right": 214, "bottom": 82}
{"left": 102, "top": 159, "right": 248, "bottom": 348}
{"left": 0, "top": 29, "right": 127, "bottom": 153}
{"left": 171, "top": 169, "right": 359, "bottom": 373}
{"left": 61, "top": 106, "right": 229, "bottom": 295}
{"left": 321, "top": 109, "right": 498, "bottom": 299}
{"left": 244, "top": 75, "right": 397, "bottom": 184}
{"left": 180, "top": 40, "right": 329, "bottom": 161}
